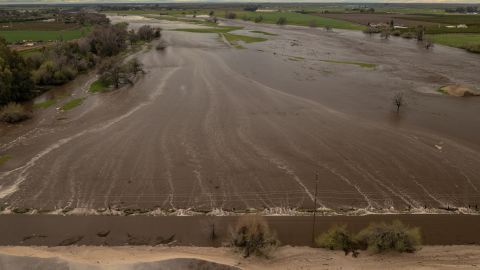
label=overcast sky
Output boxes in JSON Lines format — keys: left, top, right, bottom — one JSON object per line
{"left": 1, "top": 0, "right": 479, "bottom": 3}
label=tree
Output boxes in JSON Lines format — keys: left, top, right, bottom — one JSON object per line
{"left": 127, "top": 58, "right": 144, "bottom": 77}
{"left": 225, "top": 11, "right": 237, "bottom": 19}
{"left": 416, "top": 25, "right": 425, "bottom": 41}
{"left": 276, "top": 17, "right": 287, "bottom": 25}
{"left": 254, "top": 15, "right": 263, "bottom": 23}
{"left": 0, "top": 37, "right": 34, "bottom": 105}
{"left": 393, "top": 92, "right": 405, "bottom": 113}
{"left": 137, "top": 25, "right": 155, "bottom": 42}
{"left": 381, "top": 28, "right": 391, "bottom": 39}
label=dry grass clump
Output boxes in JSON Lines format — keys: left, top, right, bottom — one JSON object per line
{"left": 230, "top": 215, "right": 279, "bottom": 258}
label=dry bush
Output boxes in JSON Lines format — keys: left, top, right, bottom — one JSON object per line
{"left": 356, "top": 220, "right": 421, "bottom": 253}
{"left": 315, "top": 224, "right": 358, "bottom": 257}
{"left": 0, "top": 103, "right": 31, "bottom": 123}
{"left": 230, "top": 215, "right": 279, "bottom": 258}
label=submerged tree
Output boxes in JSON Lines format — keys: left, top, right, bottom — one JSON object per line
{"left": 393, "top": 92, "right": 405, "bottom": 113}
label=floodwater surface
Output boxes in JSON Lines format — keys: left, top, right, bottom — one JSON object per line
{"left": 1, "top": 16, "right": 480, "bottom": 213}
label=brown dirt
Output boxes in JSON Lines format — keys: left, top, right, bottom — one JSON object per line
{"left": 0, "top": 245, "right": 479, "bottom": 269}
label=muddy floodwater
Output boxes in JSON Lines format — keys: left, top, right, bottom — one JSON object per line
{"left": 1, "top": 16, "right": 480, "bottom": 214}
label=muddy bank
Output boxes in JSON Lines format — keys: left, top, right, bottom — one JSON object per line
{"left": 0, "top": 215, "right": 479, "bottom": 246}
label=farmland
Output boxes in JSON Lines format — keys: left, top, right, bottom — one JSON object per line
{"left": 0, "top": 26, "right": 91, "bottom": 43}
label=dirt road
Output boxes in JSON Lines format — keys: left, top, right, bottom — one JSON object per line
{"left": 1, "top": 17, "right": 480, "bottom": 212}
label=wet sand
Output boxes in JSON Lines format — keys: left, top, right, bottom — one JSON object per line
{"left": 0, "top": 16, "right": 480, "bottom": 212}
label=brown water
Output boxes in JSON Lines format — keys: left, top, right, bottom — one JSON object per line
{"left": 0, "top": 17, "right": 480, "bottom": 212}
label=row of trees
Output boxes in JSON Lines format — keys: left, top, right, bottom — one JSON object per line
{"left": 1, "top": 18, "right": 162, "bottom": 123}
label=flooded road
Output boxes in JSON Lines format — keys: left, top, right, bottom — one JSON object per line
{"left": 1, "top": 16, "right": 480, "bottom": 213}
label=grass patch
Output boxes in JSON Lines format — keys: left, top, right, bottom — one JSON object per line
{"left": 288, "top": 56, "right": 305, "bottom": 61}
{"left": 60, "top": 97, "right": 85, "bottom": 111}
{"left": 223, "top": 33, "right": 267, "bottom": 44}
{"left": 427, "top": 33, "right": 480, "bottom": 53}
{"left": 0, "top": 155, "right": 11, "bottom": 166}
{"left": 34, "top": 99, "right": 56, "bottom": 109}
{"left": 320, "top": 59, "right": 376, "bottom": 69}
{"left": 89, "top": 80, "right": 109, "bottom": 93}
{"left": 0, "top": 26, "right": 91, "bottom": 43}
{"left": 250, "top": 30, "right": 277, "bottom": 36}
{"left": 437, "top": 86, "right": 448, "bottom": 94}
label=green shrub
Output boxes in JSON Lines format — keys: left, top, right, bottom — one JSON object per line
{"left": 276, "top": 17, "right": 287, "bottom": 25}
{"left": 316, "top": 224, "right": 358, "bottom": 256}
{"left": 230, "top": 215, "right": 279, "bottom": 258}
{"left": 0, "top": 103, "right": 31, "bottom": 123}
{"left": 254, "top": 15, "right": 263, "bottom": 23}
{"left": 356, "top": 220, "right": 421, "bottom": 253}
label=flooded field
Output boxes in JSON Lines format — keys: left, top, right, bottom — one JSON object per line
{"left": 1, "top": 16, "right": 480, "bottom": 214}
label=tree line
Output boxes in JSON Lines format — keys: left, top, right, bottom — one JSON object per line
{"left": 1, "top": 16, "right": 162, "bottom": 122}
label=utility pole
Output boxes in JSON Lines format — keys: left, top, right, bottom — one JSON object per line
{"left": 312, "top": 172, "right": 319, "bottom": 245}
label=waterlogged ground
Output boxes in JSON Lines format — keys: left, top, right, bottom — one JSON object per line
{"left": 1, "top": 16, "right": 480, "bottom": 214}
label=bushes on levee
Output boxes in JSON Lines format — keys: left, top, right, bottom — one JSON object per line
{"left": 316, "top": 220, "right": 421, "bottom": 256}
{"left": 356, "top": 220, "right": 421, "bottom": 253}
{"left": 230, "top": 215, "right": 279, "bottom": 258}
{"left": 315, "top": 224, "right": 359, "bottom": 256}
{"left": 0, "top": 103, "right": 31, "bottom": 123}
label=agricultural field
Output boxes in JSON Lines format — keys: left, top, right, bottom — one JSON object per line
{"left": 0, "top": 26, "right": 91, "bottom": 43}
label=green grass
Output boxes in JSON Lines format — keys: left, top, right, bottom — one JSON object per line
{"left": 225, "top": 11, "right": 365, "bottom": 30}
{"left": 250, "top": 30, "right": 277, "bottom": 36}
{"left": 288, "top": 56, "right": 305, "bottom": 61}
{"left": 174, "top": 26, "right": 242, "bottom": 33}
{"left": 60, "top": 97, "right": 85, "bottom": 111}
{"left": 0, "top": 26, "right": 91, "bottom": 43}
{"left": 89, "top": 80, "right": 109, "bottom": 93}
{"left": 33, "top": 99, "right": 56, "bottom": 109}
{"left": 427, "top": 33, "right": 480, "bottom": 52}
{"left": 320, "top": 59, "right": 377, "bottom": 69}
{"left": 223, "top": 33, "right": 267, "bottom": 44}
{"left": 0, "top": 155, "right": 11, "bottom": 166}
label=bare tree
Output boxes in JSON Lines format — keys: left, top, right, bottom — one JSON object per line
{"left": 416, "top": 25, "right": 425, "bottom": 41}
{"left": 424, "top": 39, "right": 434, "bottom": 50}
{"left": 381, "top": 27, "right": 391, "bottom": 40}
{"left": 393, "top": 92, "right": 405, "bottom": 113}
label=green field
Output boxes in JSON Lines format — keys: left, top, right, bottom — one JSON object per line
{"left": 427, "top": 33, "right": 480, "bottom": 53}
{"left": 226, "top": 11, "right": 365, "bottom": 30}
{"left": 106, "top": 9, "right": 364, "bottom": 30}
{"left": 0, "top": 26, "right": 91, "bottom": 43}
